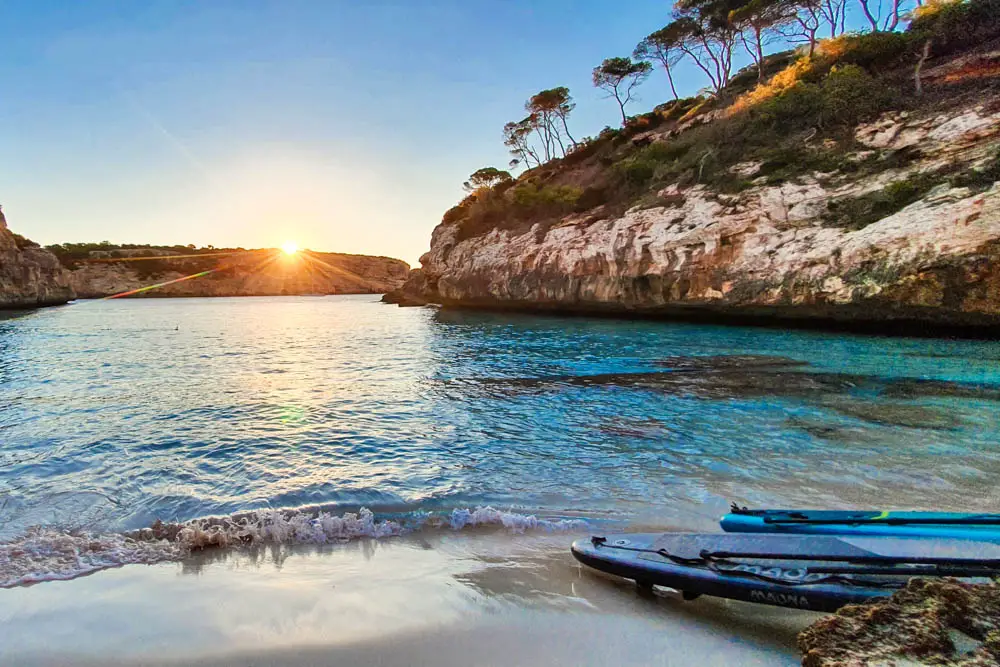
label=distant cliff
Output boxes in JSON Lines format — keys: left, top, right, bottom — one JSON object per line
{"left": 0, "top": 210, "right": 74, "bottom": 309}
{"left": 52, "top": 245, "right": 409, "bottom": 299}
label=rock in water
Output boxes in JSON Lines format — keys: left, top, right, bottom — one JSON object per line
{"left": 798, "top": 578, "right": 1000, "bottom": 666}
{"left": 0, "top": 209, "right": 74, "bottom": 309}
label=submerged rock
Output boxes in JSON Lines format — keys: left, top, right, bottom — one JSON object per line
{"left": 0, "top": 209, "right": 74, "bottom": 309}
{"left": 456, "top": 355, "right": 1000, "bottom": 404}
{"left": 820, "top": 398, "right": 965, "bottom": 431}
{"left": 799, "top": 579, "right": 1000, "bottom": 666}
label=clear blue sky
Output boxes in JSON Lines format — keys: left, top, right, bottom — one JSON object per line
{"left": 0, "top": 1, "right": 872, "bottom": 265}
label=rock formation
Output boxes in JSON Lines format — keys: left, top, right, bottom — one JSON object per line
{"left": 389, "top": 101, "right": 1000, "bottom": 331}
{"left": 799, "top": 578, "right": 1000, "bottom": 666}
{"left": 0, "top": 209, "right": 75, "bottom": 309}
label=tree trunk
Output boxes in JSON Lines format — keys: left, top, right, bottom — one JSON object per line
{"left": 663, "top": 67, "right": 681, "bottom": 101}
{"left": 551, "top": 120, "right": 567, "bottom": 157}
{"left": 755, "top": 29, "right": 765, "bottom": 82}
{"left": 884, "top": 0, "right": 902, "bottom": 31}
{"left": 859, "top": 0, "right": 880, "bottom": 32}
{"left": 915, "top": 39, "right": 932, "bottom": 96}
{"left": 617, "top": 93, "right": 628, "bottom": 126}
{"left": 559, "top": 115, "right": 577, "bottom": 147}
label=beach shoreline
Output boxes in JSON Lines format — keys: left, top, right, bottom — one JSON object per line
{"left": 0, "top": 531, "right": 818, "bottom": 666}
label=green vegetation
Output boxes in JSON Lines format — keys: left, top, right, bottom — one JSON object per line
{"left": 948, "top": 151, "right": 1000, "bottom": 193}
{"left": 444, "top": 0, "right": 1000, "bottom": 241}
{"left": 45, "top": 242, "right": 248, "bottom": 280}
{"left": 823, "top": 171, "right": 943, "bottom": 230}
{"left": 11, "top": 233, "right": 39, "bottom": 250}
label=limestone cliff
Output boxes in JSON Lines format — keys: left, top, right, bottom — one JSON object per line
{"left": 63, "top": 248, "right": 409, "bottom": 299}
{"left": 0, "top": 210, "right": 74, "bottom": 309}
{"left": 389, "top": 57, "right": 1000, "bottom": 332}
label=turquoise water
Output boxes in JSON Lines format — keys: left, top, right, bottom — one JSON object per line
{"left": 3, "top": 295, "right": 1000, "bottom": 545}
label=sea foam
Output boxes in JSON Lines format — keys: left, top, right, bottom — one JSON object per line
{"left": 1, "top": 506, "right": 588, "bottom": 588}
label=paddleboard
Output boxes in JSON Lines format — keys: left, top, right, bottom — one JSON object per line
{"left": 570, "top": 532, "right": 1000, "bottom": 612}
{"left": 721, "top": 508, "right": 1000, "bottom": 541}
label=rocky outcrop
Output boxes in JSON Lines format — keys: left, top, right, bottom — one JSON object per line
{"left": 67, "top": 250, "right": 409, "bottom": 299}
{"left": 799, "top": 579, "right": 1000, "bottom": 666}
{"left": 0, "top": 210, "right": 74, "bottom": 309}
{"left": 392, "top": 103, "right": 1000, "bottom": 331}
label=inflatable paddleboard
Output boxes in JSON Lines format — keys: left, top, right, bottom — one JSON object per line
{"left": 721, "top": 507, "right": 1000, "bottom": 541}
{"left": 570, "top": 532, "right": 1000, "bottom": 612}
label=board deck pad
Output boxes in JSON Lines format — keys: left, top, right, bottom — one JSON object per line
{"left": 640, "top": 533, "right": 1000, "bottom": 562}
{"left": 737, "top": 509, "right": 1000, "bottom": 525}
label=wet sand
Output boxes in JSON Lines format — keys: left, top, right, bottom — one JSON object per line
{"left": 0, "top": 531, "right": 820, "bottom": 666}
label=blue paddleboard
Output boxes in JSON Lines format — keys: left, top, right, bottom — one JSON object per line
{"left": 721, "top": 508, "right": 1000, "bottom": 541}
{"left": 571, "top": 532, "right": 1000, "bottom": 612}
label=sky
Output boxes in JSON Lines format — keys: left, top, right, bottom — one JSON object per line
{"left": 1, "top": 1, "right": 877, "bottom": 266}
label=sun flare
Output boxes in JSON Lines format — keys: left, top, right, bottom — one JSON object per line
{"left": 281, "top": 241, "right": 300, "bottom": 256}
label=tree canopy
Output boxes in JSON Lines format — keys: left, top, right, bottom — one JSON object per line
{"left": 592, "top": 57, "right": 653, "bottom": 125}
{"left": 463, "top": 167, "right": 513, "bottom": 193}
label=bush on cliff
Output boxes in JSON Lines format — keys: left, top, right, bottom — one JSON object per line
{"left": 909, "top": 0, "right": 1000, "bottom": 56}
{"left": 11, "top": 233, "right": 40, "bottom": 250}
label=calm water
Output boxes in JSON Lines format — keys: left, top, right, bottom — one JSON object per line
{"left": 3, "top": 295, "right": 1000, "bottom": 543}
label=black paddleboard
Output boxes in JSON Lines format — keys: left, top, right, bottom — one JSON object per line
{"left": 570, "top": 532, "right": 1000, "bottom": 612}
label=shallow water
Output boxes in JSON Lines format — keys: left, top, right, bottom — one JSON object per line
{"left": 2, "top": 296, "right": 1000, "bottom": 582}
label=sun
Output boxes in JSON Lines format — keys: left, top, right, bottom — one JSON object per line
{"left": 281, "top": 241, "right": 299, "bottom": 256}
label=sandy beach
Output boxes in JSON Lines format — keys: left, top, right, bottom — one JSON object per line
{"left": 0, "top": 530, "right": 820, "bottom": 666}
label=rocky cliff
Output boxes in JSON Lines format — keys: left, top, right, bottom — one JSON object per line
{"left": 388, "top": 40, "right": 1000, "bottom": 332}
{"left": 62, "top": 248, "right": 409, "bottom": 299}
{"left": 399, "top": 103, "right": 1000, "bottom": 330}
{"left": 0, "top": 210, "right": 75, "bottom": 309}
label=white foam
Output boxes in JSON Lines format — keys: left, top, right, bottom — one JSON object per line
{"left": 166, "top": 507, "right": 405, "bottom": 548}
{"left": 446, "top": 507, "right": 589, "bottom": 533}
{"left": 0, "top": 526, "right": 186, "bottom": 588}
{"left": 0, "top": 506, "right": 589, "bottom": 587}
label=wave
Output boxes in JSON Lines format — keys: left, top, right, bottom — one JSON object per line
{"left": 1, "top": 506, "right": 589, "bottom": 588}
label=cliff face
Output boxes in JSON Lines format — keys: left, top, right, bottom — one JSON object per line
{"left": 67, "top": 250, "right": 409, "bottom": 299}
{"left": 397, "top": 101, "right": 1000, "bottom": 329}
{"left": 0, "top": 211, "right": 75, "bottom": 309}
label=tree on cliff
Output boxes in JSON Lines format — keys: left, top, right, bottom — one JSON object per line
{"left": 729, "top": 0, "right": 796, "bottom": 81}
{"left": 592, "top": 57, "right": 652, "bottom": 125}
{"left": 670, "top": 0, "right": 742, "bottom": 95}
{"left": 463, "top": 167, "right": 513, "bottom": 193}
{"left": 503, "top": 117, "right": 542, "bottom": 169}
{"left": 634, "top": 24, "right": 688, "bottom": 100}
{"left": 526, "top": 87, "right": 577, "bottom": 159}
{"left": 777, "top": 0, "right": 847, "bottom": 55}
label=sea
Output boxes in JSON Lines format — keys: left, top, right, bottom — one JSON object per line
{"left": 2, "top": 294, "right": 1000, "bottom": 587}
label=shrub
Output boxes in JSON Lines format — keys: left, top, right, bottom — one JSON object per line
{"left": 614, "top": 157, "right": 657, "bottom": 188}
{"left": 824, "top": 172, "right": 942, "bottom": 230}
{"left": 818, "top": 31, "right": 913, "bottom": 73}
{"left": 11, "top": 233, "right": 39, "bottom": 249}
{"left": 511, "top": 183, "right": 582, "bottom": 214}
{"left": 909, "top": 0, "right": 1000, "bottom": 57}
{"left": 750, "top": 81, "right": 824, "bottom": 130}
{"left": 575, "top": 185, "right": 611, "bottom": 211}
{"left": 442, "top": 204, "right": 469, "bottom": 225}
{"left": 949, "top": 151, "right": 1000, "bottom": 192}
{"left": 818, "top": 65, "right": 898, "bottom": 127}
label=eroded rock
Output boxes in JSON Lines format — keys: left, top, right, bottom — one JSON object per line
{"left": 0, "top": 210, "right": 74, "bottom": 309}
{"left": 799, "top": 579, "right": 1000, "bottom": 667}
